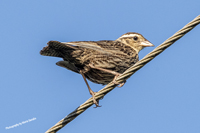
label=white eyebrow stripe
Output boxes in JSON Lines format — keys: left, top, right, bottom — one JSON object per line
{"left": 118, "top": 34, "right": 136, "bottom": 39}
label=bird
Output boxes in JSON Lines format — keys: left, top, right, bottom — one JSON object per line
{"left": 40, "top": 32, "right": 154, "bottom": 107}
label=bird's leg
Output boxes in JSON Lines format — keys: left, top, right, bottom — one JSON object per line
{"left": 79, "top": 70, "right": 101, "bottom": 108}
{"left": 89, "top": 64, "right": 126, "bottom": 87}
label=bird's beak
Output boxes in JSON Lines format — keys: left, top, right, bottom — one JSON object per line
{"left": 139, "top": 41, "right": 154, "bottom": 47}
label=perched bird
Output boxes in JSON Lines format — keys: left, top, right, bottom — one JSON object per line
{"left": 40, "top": 32, "right": 154, "bottom": 107}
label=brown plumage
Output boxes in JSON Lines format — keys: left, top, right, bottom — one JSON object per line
{"left": 40, "top": 32, "right": 154, "bottom": 107}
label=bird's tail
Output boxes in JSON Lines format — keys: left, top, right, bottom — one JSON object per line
{"left": 40, "top": 41, "right": 68, "bottom": 57}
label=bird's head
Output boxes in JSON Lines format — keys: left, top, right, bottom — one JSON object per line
{"left": 116, "top": 32, "right": 154, "bottom": 53}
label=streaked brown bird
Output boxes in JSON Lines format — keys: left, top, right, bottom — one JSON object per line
{"left": 40, "top": 32, "right": 154, "bottom": 107}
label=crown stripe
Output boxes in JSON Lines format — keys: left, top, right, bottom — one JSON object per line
{"left": 118, "top": 34, "right": 136, "bottom": 39}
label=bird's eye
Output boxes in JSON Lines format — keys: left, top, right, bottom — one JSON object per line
{"left": 133, "top": 36, "right": 138, "bottom": 41}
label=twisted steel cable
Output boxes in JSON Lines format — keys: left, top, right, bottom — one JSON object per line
{"left": 46, "top": 15, "right": 200, "bottom": 133}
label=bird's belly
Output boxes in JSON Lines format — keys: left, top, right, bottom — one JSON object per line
{"left": 84, "top": 56, "right": 138, "bottom": 85}
{"left": 85, "top": 69, "right": 115, "bottom": 85}
{"left": 84, "top": 64, "right": 132, "bottom": 85}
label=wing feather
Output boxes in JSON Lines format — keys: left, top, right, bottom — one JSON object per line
{"left": 62, "top": 42, "right": 113, "bottom": 55}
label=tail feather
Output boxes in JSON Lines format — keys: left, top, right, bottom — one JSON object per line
{"left": 40, "top": 41, "right": 70, "bottom": 57}
{"left": 47, "top": 41, "right": 70, "bottom": 50}
{"left": 56, "top": 61, "right": 79, "bottom": 73}
{"left": 40, "top": 46, "right": 62, "bottom": 57}
{"left": 40, "top": 40, "right": 82, "bottom": 66}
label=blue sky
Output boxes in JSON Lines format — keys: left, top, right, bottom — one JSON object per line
{"left": 1, "top": 0, "right": 200, "bottom": 133}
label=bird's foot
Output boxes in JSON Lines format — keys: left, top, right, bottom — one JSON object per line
{"left": 90, "top": 91, "right": 101, "bottom": 108}
{"left": 112, "top": 74, "right": 126, "bottom": 87}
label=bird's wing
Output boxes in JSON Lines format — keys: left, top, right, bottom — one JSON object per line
{"left": 40, "top": 40, "right": 135, "bottom": 70}
{"left": 62, "top": 41, "right": 129, "bottom": 56}
{"left": 40, "top": 41, "right": 128, "bottom": 57}
{"left": 40, "top": 41, "right": 113, "bottom": 56}
{"left": 61, "top": 41, "right": 116, "bottom": 55}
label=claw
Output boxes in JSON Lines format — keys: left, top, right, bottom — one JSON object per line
{"left": 90, "top": 91, "right": 101, "bottom": 108}
{"left": 112, "top": 74, "right": 126, "bottom": 87}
